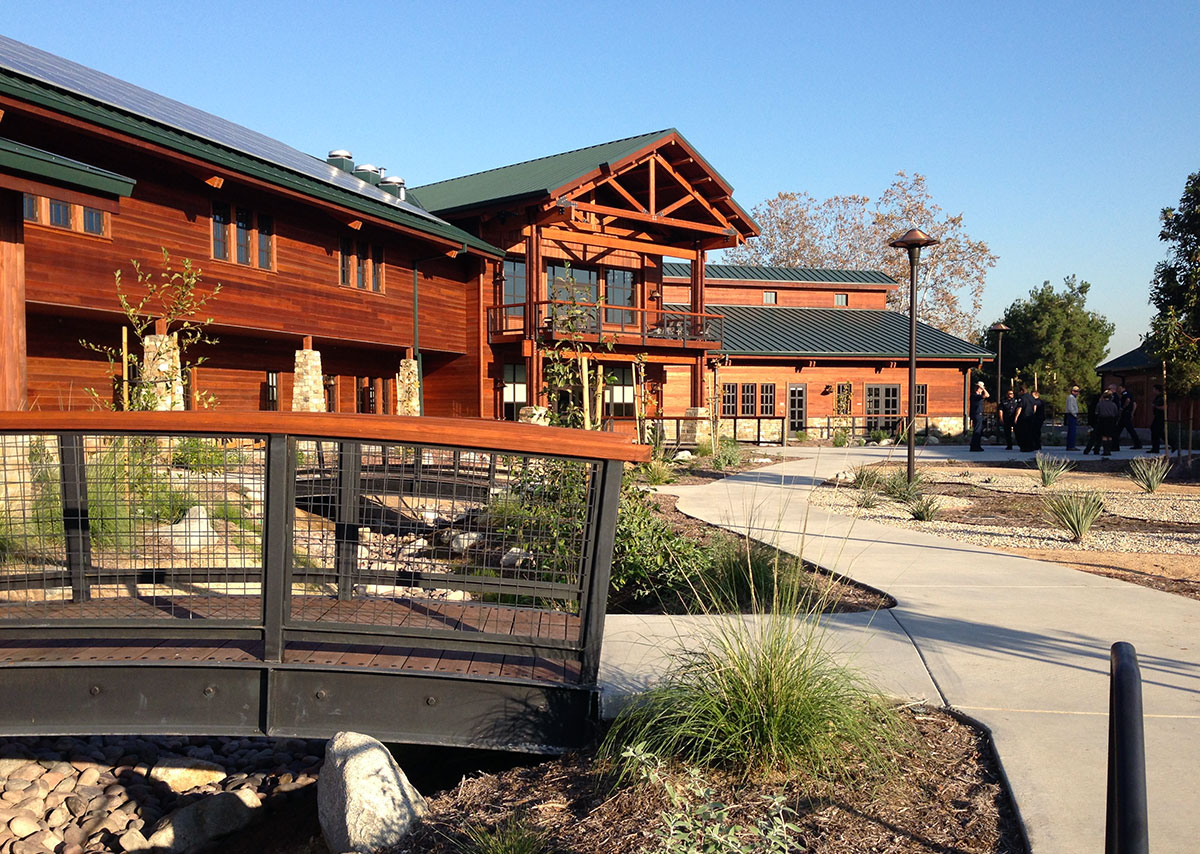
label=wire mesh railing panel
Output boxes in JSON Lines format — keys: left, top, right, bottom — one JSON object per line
{"left": 289, "top": 441, "right": 594, "bottom": 645}
{"left": 0, "top": 432, "right": 264, "bottom": 622}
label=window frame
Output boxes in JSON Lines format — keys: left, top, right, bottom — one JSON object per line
{"left": 740, "top": 383, "right": 757, "bottom": 416}
{"left": 23, "top": 195, "right": 110, "bottom": 239}
{"left": 763, "top": 290, "right": 777, "bottom": 305}
{"left": 265, "top": 371, "right": 280, "bottom": 412}
{"left": 760, "top": 383, "right": 776, "bottom": 416}
{"left": 210, "top": 202, "right": 275, "bottom": 270}
{"left": 721, "top": 382, "right": 738, "bottom": 417}
{"left": 834, "top": 293, "right": 849, "bottom": 307}
{"left": 915, "top": 383, "right": 928, "bottom": 416}
{"left": 339, "top": 238, "right": 384, "bottom": 293}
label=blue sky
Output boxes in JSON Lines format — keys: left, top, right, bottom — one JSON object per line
{"left": 5, "top": 1, "right": 1197, "bottom": 357}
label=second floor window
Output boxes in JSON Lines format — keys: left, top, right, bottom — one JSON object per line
{"left": 24, "top": 194, "right": 108, "bottom": 237}
{"left": 503, "top": 259, "right": 526, "bottom": 315}
{"left": 834, "top": 293, "right": 848, "bottom": 306}
{"left": 763, "top": 291, "right": 777, "bottom": 305}
{"left": 212, "top": 202, "right": 273, "bottom": 269}
{"left": 340, "top": 238, "right": 383, "bottom": 292}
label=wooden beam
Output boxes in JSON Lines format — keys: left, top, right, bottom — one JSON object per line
{"left": 0, "top": 191, "right": 26, "bottom": 411}
{"left": 607, "top": 177, "right": 646, "bottom": 213}
{"left": 0, "top": 174, "right": 121, "bottom": 214}
{"left": 652, "top": 154, "right": 733, "bottom": 230}
{"left": 649, "top": 157, "right": 656, "bottom": 215}
{"left": 540, "top": 226, "right": 698, "bottom": 260}
{"left": 571, "top": 201, "right": 737, "bottom": 237}
{"left": 658, "top": 195, "right": 692, "bottom": 217}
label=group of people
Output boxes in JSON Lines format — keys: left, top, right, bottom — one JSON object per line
{"left": 970, "top": 380, "right": 1167, "bottom": 457}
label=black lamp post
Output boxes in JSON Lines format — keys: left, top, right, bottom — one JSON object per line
{"left": 990, "top": 322, "right": 1009, "bottom": 403}
{"left": 889, "top": 228, "right": 940, "bottom": 483}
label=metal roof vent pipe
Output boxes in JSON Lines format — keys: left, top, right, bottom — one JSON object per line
{"left": 326, "top": 149, "right": 354, "bottom": 171}
{"left": 379, "top": 175, "right": 406, "bottom": 202}
{"left": 353, "top": 164, "right": 381, "bottom": 186}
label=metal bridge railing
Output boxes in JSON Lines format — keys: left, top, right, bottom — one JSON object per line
{"left": 1106, "top": 641, "right": 1149, "bottom": 854}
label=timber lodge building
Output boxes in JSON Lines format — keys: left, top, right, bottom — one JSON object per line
{"left": 0, "top": 36, "right": 991, "bottom": 436}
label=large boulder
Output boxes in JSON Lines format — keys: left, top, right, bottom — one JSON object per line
{"left": 318, "top": 731, "right": 428, "bottom": 854}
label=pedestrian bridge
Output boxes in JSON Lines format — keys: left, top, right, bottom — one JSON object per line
{"left": 0, "top": 412, "right": 643, "bottom": 753}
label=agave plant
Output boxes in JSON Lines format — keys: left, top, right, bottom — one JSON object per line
{"left": 1035, "top": 452, "right": 1074, "bottom": 487}
{"left": 1127, "top": 455, "right": 1171, "bottom": 494}
{"left": 1042, "top": 491, "right": 1105, "bottom": 542}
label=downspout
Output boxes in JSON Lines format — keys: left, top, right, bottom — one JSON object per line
{"left": 411, "top": 244, "right": 468, "bottom": 416}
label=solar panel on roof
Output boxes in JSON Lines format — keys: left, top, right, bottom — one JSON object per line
{"left": 0, "top": 34, "right": 446, "bottom": 225}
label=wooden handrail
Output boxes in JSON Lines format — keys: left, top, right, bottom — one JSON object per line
{"left": 0, "top": 411, "right": 651, "bottom": 462}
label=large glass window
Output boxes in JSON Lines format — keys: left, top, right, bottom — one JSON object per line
{"left": 503, "top": 259, "right": 526, "bottom": 316}
{"left": 547, "top": 262, "right": 599, "bottom": 304}
{"left": 606, "top": 268, "right": 636, "bottom": 326}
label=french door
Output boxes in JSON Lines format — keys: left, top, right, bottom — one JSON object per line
{"left": 865, "top": 384, "right": 901, "bottom": 432}
{"left": 787, "top": 384, "right": 807, "bottom": 434}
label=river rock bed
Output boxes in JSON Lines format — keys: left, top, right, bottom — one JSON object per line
{"left": 0, "top": 734, "right": 325, "bottom": 853}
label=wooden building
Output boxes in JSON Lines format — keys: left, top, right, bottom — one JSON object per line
{"left": 0, "top": 35, "right": 503, "bottom": 416}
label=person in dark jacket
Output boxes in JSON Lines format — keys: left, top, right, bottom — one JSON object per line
{"left": 1116, "top": 384, "right": 1143, "bottom": 450}
{"left": 1030, "top": 390, "right": 1045, "bottom": 451}
{"left": 1096, "top": 389, "right": 1120, "bottom": 456}
{"left": 998, "top": 389, "right": 1018, "bottom": 449}
{"left": 1013, "top": 385, "right": 1038, "bottom": 452}
{"left": 1149, "top": 384, "right": 1166, "bottom": 454}
{"left": 1082, "top": 392, "right": 1103, "bottom": 454}
{"left": 969, "top": 381, "right": 989, "bottom": 451}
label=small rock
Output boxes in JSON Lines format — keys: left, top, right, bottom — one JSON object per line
{"left": 64, "top": 796, "right": 87, "bottom": 817}
{"left": 146, "top": 788, "right": 260, "bottom": 853}
{"left": 672, "top": 450, "right": 693, "bottom": 461}
{"left": 6, "top": 815, "right": 37, "bottom": 839}
{"left": 317, "top": 731, "right": 428, "bottom": 854}
{"left": 148, "top": 759, "right": 226, "bottom": 794}
{"left": 500, "top": 547, "right": 534, "bottom": 569}
{"left": 44, "top": 808, "right": 68, "bottom": 830}
{"left": 76, "top": 769, "right": 99, "bottom": 789}
{"left": 119, "top": 828, "right": 150, "bottom": 852}
{"left": 60, "top": 844, "right": 83, "bottom": 854}
{"left": 6, "top": 767, "right": 40, "bottom": 784}
{"left": 449, "top": 531, "right": 482, "bottom": 554}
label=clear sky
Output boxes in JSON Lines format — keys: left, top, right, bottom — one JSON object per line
{"left": 5, "top": 1, "right": 1197, "bottom": 358}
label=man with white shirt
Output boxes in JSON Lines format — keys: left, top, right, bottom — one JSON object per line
{"left": 1064, "top": 385, "right": 1080, "bottom": 450}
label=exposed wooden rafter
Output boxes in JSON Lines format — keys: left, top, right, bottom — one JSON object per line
{"left": 540, "top": 226, "right": 699, "bottom": 260}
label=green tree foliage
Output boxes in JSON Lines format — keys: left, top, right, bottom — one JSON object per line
{"left": 1146, "top": 171, "right": 1200, "bottom": 397}
{"left": 724, "top": 172, "right": 997, "bottom": 338}
{"left": 981, "top": 276, "right": 1113, "bottom": 404}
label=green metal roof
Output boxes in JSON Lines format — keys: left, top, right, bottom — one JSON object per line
{"left": 0, "top": 35, "right": 501, "bottom": 258}
{"left": 0, "top": 137, "right": 134, "bottom": 197}
{"left": 678, "top": 304, "right": 992, "bottom": 360}
{"left": 663, "top": 262, "right": 896, "bottom": 286}
{"left": 1096, "top": 343, "right": 1152, "bottom": 374}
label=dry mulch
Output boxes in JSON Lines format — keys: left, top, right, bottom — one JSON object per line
{"left": 996, "top": 547, "right": 1200, "bottom": 602}
{"left": 393, "top": 708, "right": 1024, "bottom": 854}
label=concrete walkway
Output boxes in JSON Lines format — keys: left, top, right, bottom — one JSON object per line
{"left": 599, "top": 443, "right": 1200, "bottom": 854}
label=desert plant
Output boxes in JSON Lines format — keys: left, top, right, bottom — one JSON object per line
{"left": 868, "top": 428, "right": 888, "bottom": 444}
{"left": 1042, "top": 491, "right": 1105, "bottom": 542}
{"left": 792, "top": 430, "right": 808, "bottom": 443}
{"left": 907, "top": 495, "right": 942, "bottom": 521}
{"left": 831, "top": 428, "right": 849, "bottom": 448}
{"left": 850, "top": 465, "right": 882, "bottom": 491}
{"left": 1035, "top": 452, "right": 1074, "bottom": 487}
{"left": 882, "top": 468, "right": 922, "bottom": 502}
{"left": 855, "top": 488, "right": 880, "bottom": 509}
{"left": 455, "top": 815, "right": 547, "bottom": 854}
{"left": 1128, "top": 455, "right": 1171, "bottom": 493}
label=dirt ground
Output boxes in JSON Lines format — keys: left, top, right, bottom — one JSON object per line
{"left": 996, "top": 547, "right": 1200, "bottom": 600}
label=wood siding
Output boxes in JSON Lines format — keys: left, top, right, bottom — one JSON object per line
{"left": 662, "top": 281, "right": 889, "bottom": 309}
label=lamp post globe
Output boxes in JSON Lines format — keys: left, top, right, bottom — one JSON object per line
{"left": 888, "top": 228, "right": 940, "bottom": 483}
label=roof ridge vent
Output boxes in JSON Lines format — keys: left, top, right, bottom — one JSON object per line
{"left": 327, "top": 149, "right": 354, "bottom": 172}
{"left": 353, "top": 163, "right": 381, "bottom": 186}
{"left": 379, "top": 175, "right": 406, "bottom": 202}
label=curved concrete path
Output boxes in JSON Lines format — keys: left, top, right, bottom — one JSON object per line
{"left": 600, "top": 444, "right": 1200, "bottom": 854}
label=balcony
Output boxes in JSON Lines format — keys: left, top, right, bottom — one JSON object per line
{"left": 487, "top": 301, "right": 724, "bottom": 349}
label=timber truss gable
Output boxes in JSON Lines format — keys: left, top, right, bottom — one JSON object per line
{"left": 533, "top": 133, "right": 758, "bottom": 260}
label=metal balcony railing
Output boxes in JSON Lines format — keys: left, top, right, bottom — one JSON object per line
{"left": 487, "top": 301, "right": 724, "bottom": 347}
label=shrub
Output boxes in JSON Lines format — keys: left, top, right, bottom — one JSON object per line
{"left": 1035, "top": 452, "right": 1074, "bottom": 487}
{"left": 171, "top": 437, "right": 245, "bottom": 472}
{"left": 907, "top": 495, "right": 941, "bottom": 521}
{"left": 882, "top": 468, "right": 922, "bottom": 502}
{"left": 455, "top": 816, "right": 547, "bottom": 854}
{"left": 1128, "top": 455, "right": 1170, "bottom": 493}
{"left": 694, "top": 439, "right": 714, "bottom": 457}
{"left": 639, "top": 458, "right": 676, "bottom": 485}
{"left": 855, "top": 488, "right": 880, "bottom": 509}
{"left": 793, "top": 430, "right": 808, "bottom": 443}
{"left": 850, "top": 466, "right": 882, "bottom": 491}
{"left": 868, "top": 428, "right": 888, "bottom": 444}
{"left": 610, "top": 482, "right": 707, "bottom": 605}
{"left": 86, "top": 438, "right": 196, "bottom": 546}
{"left": 832, "top": 429, "right": 848, "bottom": 448}
{"left": 1042, "top": 491, "right": 1105, "bottom": 542}
{"left": 710, "top": 438, "right": 742, "bottom": 471}
{"left": 603, "top": 607, "right": 905, "bottom": 782}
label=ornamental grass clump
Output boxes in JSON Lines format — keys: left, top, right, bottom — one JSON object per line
{"left": 1128, "top": 455, "right": 1171, "bottom": 493}
{"left": 907, "top": 495, "right": 942, "bottom": 521}
{"left": 855, "top": 488, "right": 880, "bottom": 509}
{"left": 1035, "top": 452, "right": 1074, "bottom": 487}
{"left": 1042, "top": 490, "right": 1105, "bottom": 542}
{"left": 882, "top": 468, "right": 923, "bottom": 502}
{"left": 455, "top": 816, "right": 547, "bottom": 854}
{"left": 851, "top": 465, "right": 882, "bottom": 491}
{"left": 639, "top": 458, "right": 676, "bottom": 485}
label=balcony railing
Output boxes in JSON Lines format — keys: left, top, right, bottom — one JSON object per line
{"left": 488, "top": 301, "right": 724, "bottom": 347}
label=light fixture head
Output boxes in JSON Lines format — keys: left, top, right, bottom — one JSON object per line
{"left": 888, "top": 227, "right": 940, "bottom": 250}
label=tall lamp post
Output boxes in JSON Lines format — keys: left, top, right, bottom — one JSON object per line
{"left": 990, "top": 322, "right": 1009, "bottom": 403}
{"left": 889, "top": 228, "right": 940, "bottom": 483}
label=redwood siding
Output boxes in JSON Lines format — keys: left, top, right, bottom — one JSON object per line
{"left": 662, "top": 281, "right": 889, "bottom": 309}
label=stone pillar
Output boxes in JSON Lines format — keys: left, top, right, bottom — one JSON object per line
{"left": 518, "top": 405, "right": 550, "bottom": 426}
{"left": 395, "top": 358, "right": 420, "bottom": 416}
{"left": 142, "top": 333, "right": 184, "bottom": 411}
{"left": 291, "top": 348, "right": 326, "bottom": 412}
{"left": 681, "top": 406, "right": 712, "bottom": 448}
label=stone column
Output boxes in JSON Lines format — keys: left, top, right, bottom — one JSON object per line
{"left": 142, "top": 333, "right": 184, "bottom": 411}
{"left": 291, "top": 348, "right": 326, "bottom": 412}
{"left": 681, "top": 406, "right": 712, "bottom": 447}
{"left": 395, "top": 358, "right": 420, "bottom": 416}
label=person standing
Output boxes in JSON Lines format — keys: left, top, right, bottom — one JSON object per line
{"left": 1082, "top": 391, "right": 1103, "bottom": 454}
{"left": 1030, "top": 389, "right": 1045, "bottom": 451}
{"left": 999, "top": 389, "right": 1018, "bottom": 449}
{"left": 1096, "top": 389, "right": 1120, "bottom": 456}
{"left": 1013, "top": 384, "right": 1038, "bottom": 452}
{"left": 1117, "top": 384, "right": 1143, "bottom": 450}
{"left": 970, "top": 381, "right": 989, "bottom": 451}
{"left": 1149, "top": 383, "right": 1167, "bottom": 454}
{"left": 1064, "top": 386, "right": 1080, "bottom": 450}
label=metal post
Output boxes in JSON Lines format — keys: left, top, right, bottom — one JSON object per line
{"left": 577, "top": 459, "right": 623, "bottom": 685}
{"left": 262, "top": 434, "right": 293, "bottom": 663}
{"left": 57, "top": 434, "right": 92, "bottom": 603}
{"left": 334, "top": 441, "right": 362, "bottom": 601}
{"left": 1106, "top": 641, "right": 1149, "bottom": 854}
{"left": 907, "top": 246, "right": 920, "bottom": 483}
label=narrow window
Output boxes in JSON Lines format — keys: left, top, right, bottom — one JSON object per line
{"left": 721, "top": 383, "right": 738, "bottom": 417}
{"left": 22, "top": 194, "right": 38, "bottom": 222}
{"left": 836, "top": 382, "right": 853, "bottom": 415}
{"left": 761, "top": 383, "right": 776, "bottom": 416}
{"left": 503, "top": 259, "right": 526, "bottom": 317}
{"left": 339, "top": 236, "right": 353, "bottom": 286}
{"left": 371, "top": 245, "right": 383, "bottom": 292}
{"left": 381, "top": 376, "right": 392, "bottom": 414}
{"left": 605, "top": 268, "right": 636, "bottom": 325}
{"left": 49, "top": 200, "right": 72, "bottom": 228}
{"left": 235, "top": 207, "right": 253, "bottom": 265}
{"left": 82, "top": 207, "right": 105, "bottom": 236}
{"left": 502, "top": 363, "right": 528, "bottom": 420}
{"left": 356, "top": 240, "right": 368, "bottom": 289}
{"left": 916, "top": 384, "right": 928, "bottom": 416}
{"left": 834, "top": 293, "right": 848, "bottom": 307}
{"left": 741, "top": 383, "right": 757, "bottom": 416}
{"left": 603, "top": 366, "right": 635, "bottom": 417}
{"left": 763, "top": 291, "right": 777, "bottom": 305}
{"left": 257, "top": 214, "right": 274, "bottom": 269}
{"left": 265, "top": 371, "right": 279, "bottom": 411}
{"left": 324, "top": 377, "right": 337, "bottom": 413}
{"left": 212, "top": 203, "right": 230, "bottom": 260}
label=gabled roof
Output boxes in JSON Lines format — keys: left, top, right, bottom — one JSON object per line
{"left": 679, "top": 304, "right": 992, "bottom": 360}
{"left": 1096, "top": 343, "right": 1153, "bottom": 374}
{"left": 662, "top": 262, "right": 897, "bottom": 286}
{"left": 410, "top": 129, "right": 757, "bottom": 237}
{"left": 0, "top": 35, "right": 501, "bottom": 257}
{"left": 0, "top": 136, "right": 134, "bottom": 197}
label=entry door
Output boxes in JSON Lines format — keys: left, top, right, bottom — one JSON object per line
{"left": 787, "top": 384, "right": 807, "bottom": 434}
{"left": 865, "top": 384, "right": 900, "bottom": 432}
